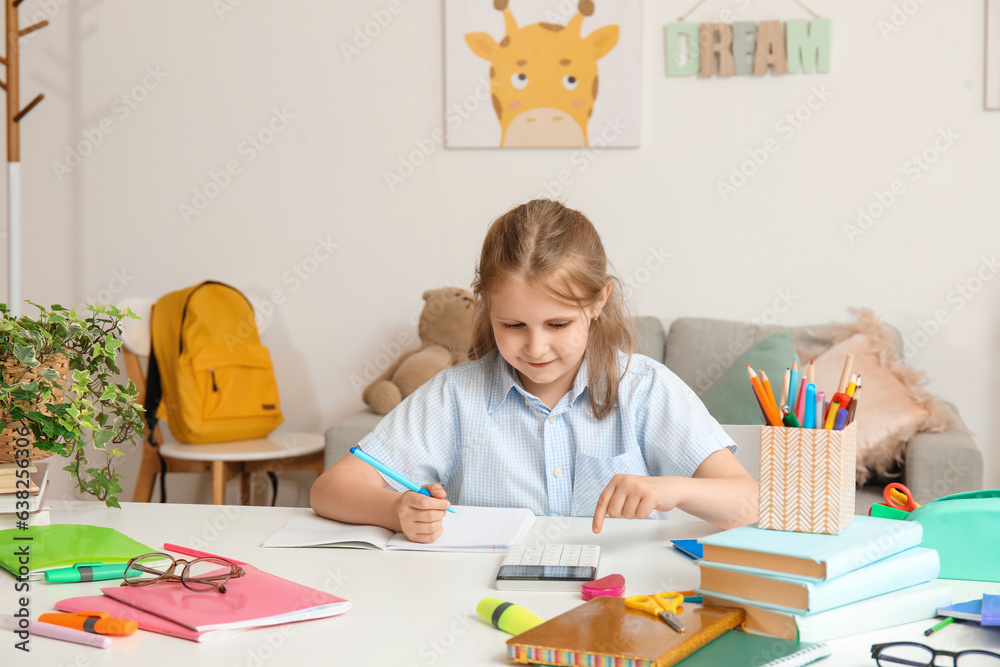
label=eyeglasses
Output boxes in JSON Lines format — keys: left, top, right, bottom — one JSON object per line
{"left": 121, "top": 552, "right": 246, "bottom": 594}
{"left": 872, "top": 642, "right": 1000, "bottom": 666}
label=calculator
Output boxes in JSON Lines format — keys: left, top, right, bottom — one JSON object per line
{"left": 495, "top": 544, "right": 600, "bottom": 591}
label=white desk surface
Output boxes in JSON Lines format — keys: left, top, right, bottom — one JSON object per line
{"left": 2, "top": 501, "right": 998, "bottom": 666}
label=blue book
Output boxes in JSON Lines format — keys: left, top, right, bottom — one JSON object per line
{"left": 938, "top": 594, "right": 1000, "bottom": 626}
{"left": 696, "top": 546, "right": 940, "bottom": 614}
{"left": 698, "top": 515, "right": 923, "bottom": 581}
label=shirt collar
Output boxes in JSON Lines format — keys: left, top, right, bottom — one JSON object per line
{"left": 487, "top": 350, "right": 591, "bottom": 414}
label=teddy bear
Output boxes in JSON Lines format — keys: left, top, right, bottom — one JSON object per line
{"left": 363, "top": 287, "right": 475, "bottom": 415}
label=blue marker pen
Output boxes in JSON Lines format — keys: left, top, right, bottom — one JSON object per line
{"left": 803, "top": 383, "right": 816, "bottom": 429}
{"left": 350, "top": 447, "right": 456, "bottom": 513}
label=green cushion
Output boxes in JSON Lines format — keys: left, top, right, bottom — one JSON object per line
{"left": 697, "top": 332, "right": 797, "bottom": 425}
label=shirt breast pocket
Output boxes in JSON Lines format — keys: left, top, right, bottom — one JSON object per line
{"left": 572, "top": 448, "right": 648, "bottom": 518}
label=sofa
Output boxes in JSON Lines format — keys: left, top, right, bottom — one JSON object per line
{"left": 325, "top": 316, "right": 983, "bottom": 507}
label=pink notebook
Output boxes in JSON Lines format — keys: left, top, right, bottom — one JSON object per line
{"left": 55, "top": 595, "right": 245, "bottom": 642}
{"left": 101, "top": 565, "right": 351, "bottom": 632}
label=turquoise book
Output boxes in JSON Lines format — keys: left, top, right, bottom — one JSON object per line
{"left": 698, "top": 515, "right": 923, "bottom": 581}
{"left": 696, "top": 546, "right": 940, "bottom": 614}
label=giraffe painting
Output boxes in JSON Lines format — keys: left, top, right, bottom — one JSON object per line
{"left": 460, "top": 0, "right": 622, "bottom": 148}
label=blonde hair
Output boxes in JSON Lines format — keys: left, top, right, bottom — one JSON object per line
{"left": 470, "top": 199, "right": 634, "bottom": 420}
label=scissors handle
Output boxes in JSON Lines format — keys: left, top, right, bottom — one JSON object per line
{"left": 884, "top": 483, "right": 919, "bottom": 512}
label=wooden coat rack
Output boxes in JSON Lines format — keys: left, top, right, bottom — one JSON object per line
{"left": 2, "top": 0, "right": 47, "bottom": 315}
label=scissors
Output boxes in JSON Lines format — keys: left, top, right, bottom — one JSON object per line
{"left": 883, "top": 483, "right": 921, "bottom": 512}
{"left": 624, "top": 592, "right": 685, "bottom": 632}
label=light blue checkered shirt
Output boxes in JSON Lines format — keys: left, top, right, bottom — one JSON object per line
{"left": 359, "top": 349, "right": 736, "bottom": 518}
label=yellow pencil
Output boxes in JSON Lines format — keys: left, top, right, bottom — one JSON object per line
{"left": 837, "top": 353, "right": 855, "bottom": 394}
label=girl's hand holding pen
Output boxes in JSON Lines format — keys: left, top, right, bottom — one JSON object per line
{"left": 395, "top": 483, "right": 451, "bottom": 543}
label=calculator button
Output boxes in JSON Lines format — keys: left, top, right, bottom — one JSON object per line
{"left": 579, "top": 546, "right": 601, "bottom": 567}
{"left": 559, "top": 546, "right": 582, "bottom": 565}
{"left": 503, "top": 546, "right": 525, "bottom": 565}
{"left": 540, "top": 546, "right": 562, "bottom": 565}
{"left": 521, "top": 547, "right": 543, "bottom": 565}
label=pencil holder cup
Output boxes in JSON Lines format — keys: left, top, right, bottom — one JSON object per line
{"left": 758, "top": 422, "right": 857, "bottom": 535}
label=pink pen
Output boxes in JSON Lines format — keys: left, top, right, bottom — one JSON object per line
{"left": 162, "top": 543, "right": 251, "bottom": 567}
{"left": 0, "top": 614, "right": 111, "bottom": 649}
{"left": 815, "top": 392, "right": 825, "bottom": 430}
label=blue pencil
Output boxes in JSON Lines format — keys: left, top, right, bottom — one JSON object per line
{"left": 788, "top": 359, "right": 799, "bottom": 411}
{"left": 350, "top": 447, "right": 456, "bottom": 513}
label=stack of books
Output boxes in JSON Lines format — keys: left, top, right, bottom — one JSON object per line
{"left": 0, "top": 461, "right": 50, "bottom": 515}
{"left": 694, "top": 515, "right": 952, "bottom": 642}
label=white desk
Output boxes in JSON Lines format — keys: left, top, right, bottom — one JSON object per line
{"left": 1, "top": 501, "right": 998, "bottom": 666}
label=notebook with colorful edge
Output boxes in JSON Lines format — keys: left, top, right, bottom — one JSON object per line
{"left": 506, "top": 597, "right": 744, "bottom": 667}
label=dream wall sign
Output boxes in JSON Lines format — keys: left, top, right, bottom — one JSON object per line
{"left": 664, "top": 19, "right": 830, "bottom": 76}
{"left": 445, "top": 0, "right": 640, "bottom": 148}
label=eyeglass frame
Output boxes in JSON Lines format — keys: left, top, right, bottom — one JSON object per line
{"left": 871, "top": 641, "right": 1000, "bottom": 666}
{"left": 121, "top": 551, "right": 246, "bottom": 594}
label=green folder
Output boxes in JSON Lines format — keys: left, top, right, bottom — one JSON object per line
{"left": 0, "top": 524, "right": 156, "bottom": 580}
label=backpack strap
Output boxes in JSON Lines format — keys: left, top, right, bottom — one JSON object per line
{"left": 144, "top": 308, "right": 169, "bottom": 503}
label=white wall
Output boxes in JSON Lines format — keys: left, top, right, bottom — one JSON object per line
{"left": 6, "top": 0, "right": 998, "bottom": 507}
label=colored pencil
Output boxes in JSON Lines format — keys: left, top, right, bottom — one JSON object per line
{"left": 837, "top": 353, "right": 855, "bottom": 394}
{"left": 794, "top": 377, "right": 808, "bottom": 424}
{"left": 747, "top": 366, "right": 782, "bottom": 426}
{"left": 779, "top": 368, "right": 790, "bottom": 409}
{"left": 806, "top": 359, "right": 815, "bottom": 385}
{"left": 759, "top": 369, "right": 779, "bottom": 415}
{"left": 788, "top": 359, "right": 799, "bottom": 411}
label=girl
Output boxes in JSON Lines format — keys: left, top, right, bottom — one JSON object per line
{"left": 311, "top": 200, "right": 757, "bottom": 541}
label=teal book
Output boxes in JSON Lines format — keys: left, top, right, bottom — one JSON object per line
{"left": 698, "top": 515, "right": 923, "bottom": 581}
{"left": 696, "top": 546, "right": 940, "bottom": 614}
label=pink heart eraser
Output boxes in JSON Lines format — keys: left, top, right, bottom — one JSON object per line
{"left": 581, "top": 574, "right": 625, "bottom": 600}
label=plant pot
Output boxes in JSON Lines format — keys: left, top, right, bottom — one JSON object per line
{"left": 0, "top": 353, "right": 69, "bottom": 464}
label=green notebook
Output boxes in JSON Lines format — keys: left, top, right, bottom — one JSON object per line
{"left": 676, "top": 630, "right": 810, "bottom": 667}
{"left": 0, "top": 524, "right": 156, "bottom": 580}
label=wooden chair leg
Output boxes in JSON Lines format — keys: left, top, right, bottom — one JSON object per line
{"left": 132, "top": 441, "right": 161, "bottom": 503}
{"left": 211, "top": 460, "right": 227, "bottom": 505}
{"left": 240, "top": 468, "right": 252, "bottom": 506}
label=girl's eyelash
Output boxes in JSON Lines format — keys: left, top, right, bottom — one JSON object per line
{"left": 500, "top": 322, "right": 571, "bottom": 329}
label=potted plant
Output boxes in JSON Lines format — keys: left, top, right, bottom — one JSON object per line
{"left": 0, "top": 302, "right": 144, "bottom": 507}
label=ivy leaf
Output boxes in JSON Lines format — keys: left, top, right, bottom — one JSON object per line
{"left": 13, "top": 343, "right": 38, "bottom": 367}
{"left": 92, "top": 429, "right": 114, "bottom": 450}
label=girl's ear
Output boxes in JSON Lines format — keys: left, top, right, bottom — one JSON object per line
{"left": 592, "top": 282, "right": 613, "bottom": 320}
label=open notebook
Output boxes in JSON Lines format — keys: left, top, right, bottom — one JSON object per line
{"left": 262, "top": 507, "right": 535, "bottom": 553}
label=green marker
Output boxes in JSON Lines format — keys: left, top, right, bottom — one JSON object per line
{"left": 45, "top": 562, "right": 130, "bottom": 583}
{"left": 924, "top": 616, "right": 954, "bottom": 637}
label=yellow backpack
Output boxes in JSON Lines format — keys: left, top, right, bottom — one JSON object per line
{"left": 146, "top": 281, "right": 283, "bottom": 443}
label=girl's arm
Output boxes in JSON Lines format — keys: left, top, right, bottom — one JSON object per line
{"left": 310, "top": 455, "right": 452, "bottom": 542}
{"left": 592, "top": 448, "right": 758, "bottom": 533}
